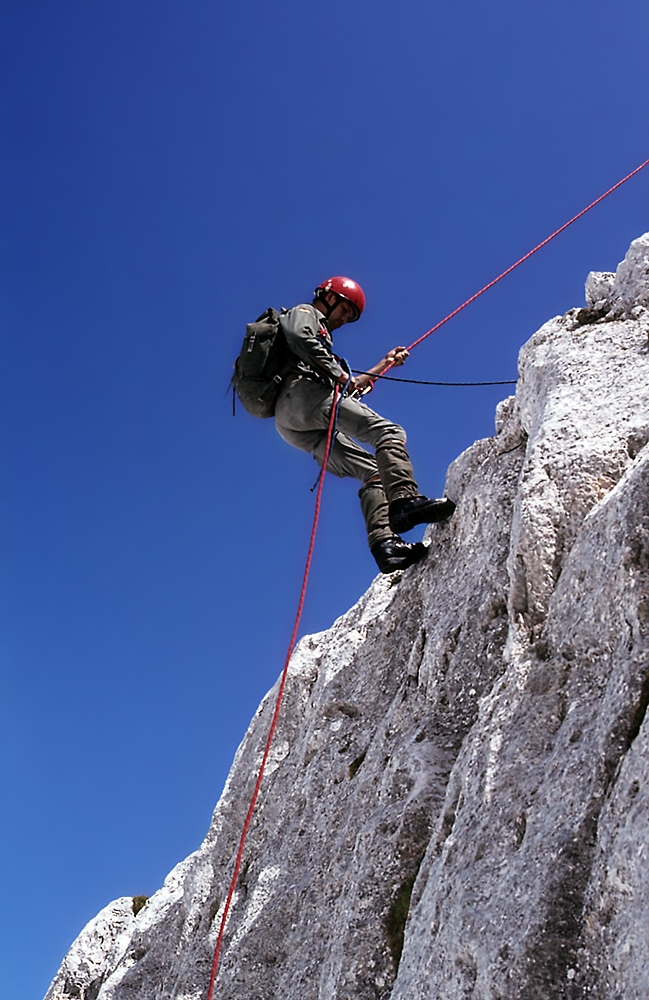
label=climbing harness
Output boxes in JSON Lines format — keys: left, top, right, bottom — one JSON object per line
{"left": 206, "top": 157, "right": 649, "bottom": 999}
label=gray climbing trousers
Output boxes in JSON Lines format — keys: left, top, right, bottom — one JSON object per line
{"left": 274, "top": 376, "right": 419, "bottom": 547}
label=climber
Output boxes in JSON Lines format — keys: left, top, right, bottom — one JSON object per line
{"left": 274, "top": 276, "right": 456, "bottom": 573}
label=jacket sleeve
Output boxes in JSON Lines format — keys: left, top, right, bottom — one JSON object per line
{"left": 280, "top": 305, "right": 344, "bottom": 381}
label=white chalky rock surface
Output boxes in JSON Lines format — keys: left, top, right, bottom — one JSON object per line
{"left": 585, "top": 270, "right": 615, "bottom": 307}
{"left": 46, "top": 235, "right": 649, "bottom": 1000}
{"left": 44, "top": 898, "right": 135, "bottom": 1000}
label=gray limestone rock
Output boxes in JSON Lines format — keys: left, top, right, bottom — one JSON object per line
{"left": 585, "top": 271, "right": 615, "bottom": 308}
{"left": 609, "top": 233, "right": 649, "bottom": 316}
{"left": 45, "top": 233, "right": 649, "bottom": 1000}
{"left": 581, "top": 234, "right": 649, "bottom": 323}
{"left": 45, "top": 898, "right": 136, "bottom": 1000}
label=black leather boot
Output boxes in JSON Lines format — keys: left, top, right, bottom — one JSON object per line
{"left": 370, "top": 536, "right": 429, "bottom": 574}
{"left": 389, "top": 495, "right": 456, "bottom": 534}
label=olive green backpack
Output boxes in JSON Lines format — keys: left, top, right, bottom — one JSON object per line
{"left": 231, "top": 308, "right": 295, "bottom": 418}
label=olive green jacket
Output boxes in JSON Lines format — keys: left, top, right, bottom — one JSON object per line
{"left": 279, "top": 303, "right": 344, "bottom": 384}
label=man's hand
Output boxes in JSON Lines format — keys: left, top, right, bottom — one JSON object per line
{"left": 337, "top": 345, "right": 410, "bottom": 397}
{"left": 337, "top": 372, "right": 359, "bottom": 392}
{"left": 359, "top": 346, "right": 410, "bottom": 392}
{"left": 351, "top": 373, "right": 374, "bottom": 393}
{"left": 383, "top": 346, "right": 409, "bottom": 367}
{"left": 336, "top": 372, "right": 374, "bottom": 395}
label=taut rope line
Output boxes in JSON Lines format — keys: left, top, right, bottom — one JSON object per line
{"left": 405, "top": 157, "right": 649, "bottom": 356}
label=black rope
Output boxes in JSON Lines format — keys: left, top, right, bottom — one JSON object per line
{"left": 352, "top": 370, "right": 517, "bottom": 387}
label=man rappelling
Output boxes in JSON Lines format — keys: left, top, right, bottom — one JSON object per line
{"left": 234, "top": 276, "right": 455, "bottom": 573}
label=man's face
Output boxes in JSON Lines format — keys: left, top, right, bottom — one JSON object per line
{"left": 327, "top": 295, "right": 357, "bottom": 330}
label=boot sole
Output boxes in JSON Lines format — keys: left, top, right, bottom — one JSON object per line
{"left": 376, "top": 542, "right": 429, "bottom": 574}
{"left": 389, "top": 499, "right": 456, "bottom": 534}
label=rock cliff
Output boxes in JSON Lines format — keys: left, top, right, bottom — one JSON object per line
{"left": 46, "top": 234, "right": 649, "bottom": 1000}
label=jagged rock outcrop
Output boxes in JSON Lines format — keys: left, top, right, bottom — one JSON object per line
{"left": 45, "top": 898, "right": 137, "bottom": 1000}
{"left": 46, "top": 234, "right": 649, "bottom": 1000}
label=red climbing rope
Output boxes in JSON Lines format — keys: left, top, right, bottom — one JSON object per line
{"left": 405, "top": 157, "right": 649, "bottom": 355}
{"left": 205, "top": 157, "right": 648, "bottom": 998}
{"left": 205, "top": 387, "right": 341, "bottom": 1000}
{"left": 362, "top": 157, "right": 649, "bottom": 389}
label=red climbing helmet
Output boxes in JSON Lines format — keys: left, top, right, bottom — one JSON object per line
{"left": 314, "top": 276, "right": 366, "bottom": 321}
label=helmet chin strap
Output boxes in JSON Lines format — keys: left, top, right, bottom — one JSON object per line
{"left": 317, "top": 292, "right": 338, "bottom": 322}
{"left": 315, "top": 291, "right": 358, "bottom": 326}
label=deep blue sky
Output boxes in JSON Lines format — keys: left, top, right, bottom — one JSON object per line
{"left": 1, "top": 2, "right": 648, "bottom": 997}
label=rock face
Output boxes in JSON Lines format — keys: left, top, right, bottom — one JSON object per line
{"left": 46, "top": 234, "right": 649, "bottom": 1000}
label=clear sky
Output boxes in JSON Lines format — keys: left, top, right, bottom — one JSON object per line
{"left": 1, "top": 2, "right": 648, "bottom": 997}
